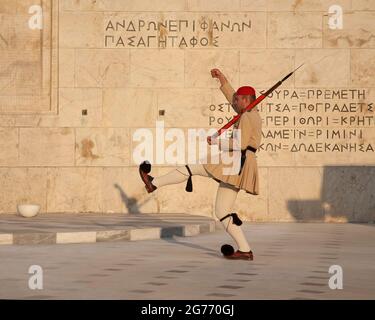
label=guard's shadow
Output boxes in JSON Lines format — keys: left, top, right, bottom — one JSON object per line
{"left": 114, "top": 183, "right": 143, "bottom": 214}
{"left": 114, "top": 183, "right": 220, "bottom": 256}
{"left": 162, "top": 237, "right": 220, "bottom": 257}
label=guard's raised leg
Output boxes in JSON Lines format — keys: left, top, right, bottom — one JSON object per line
{"left": 139, "top": 162, "right": 209, "bottom": 193}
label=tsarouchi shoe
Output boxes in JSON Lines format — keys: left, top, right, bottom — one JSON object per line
{"left": 224, "top": 250, "right": 254, "bottom": 261}
{"left": 139, "top": 161, "right": 157, "bottom": 193}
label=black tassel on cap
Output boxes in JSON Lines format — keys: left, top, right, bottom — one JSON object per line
{"left": 185, "top": 165, "right": 193, "bottom": 192}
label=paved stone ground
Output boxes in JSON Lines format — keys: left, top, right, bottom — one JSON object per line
{"left": 0, "top": 214, "right": 216, "bottom": 245}
{"left": 0, "top": 223, "right": 374, "bottom": 300}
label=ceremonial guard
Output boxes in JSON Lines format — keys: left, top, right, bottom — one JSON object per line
{"left": 139, "top": 68, "right": 262, "bottom": 260}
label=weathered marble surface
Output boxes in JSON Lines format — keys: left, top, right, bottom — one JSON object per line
{"left": 323, "top": 12, "right": 375, "bottom": 48}
{"left": 351, "top": 49, "right": 375, "bottom": 87}
{"left": 59, "top": 12, "right": 104, "bottom": 48}
{"left": 75, "top": 128, "right": 131, "bottom": 166}
{"left": 267, "top": 12, "right": 322, "bottom": 48}
{"left": 185, "top": 49, "right": 240, "bottom": 88}
{"left": 0, "top": 0, "right": 58, "bottom": 114}
{"left": 240, "top": 49, "right": 295, "bottom": 87}
{"left": 0, "top": 0, "right": 374, "bottom": 222}
{"left": 295, "top": 49, "right": 350, "bottom": 87}
{"left": 75, "top": 49, "right": 131, "bottom": 87}
{"left": 0, "top": 128, "right": 18, "bottom": 165}
{"left": 0, "top": 168, "right": 48, "bottom": 213}
{"left": 19, "top": 128, "right": 75, "bottom": 166}
{"left": 130, "top": 49, "right": 185, "bottom": 87}
{"left": 103, "top": 88, "right": 157, "bottom": 127}
{"left": 61, "top": 0, "right": 187, "bottom": 12}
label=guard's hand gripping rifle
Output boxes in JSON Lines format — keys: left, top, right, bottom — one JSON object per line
{"left": 209, "top": 63, "right": 304, "bottom": 140}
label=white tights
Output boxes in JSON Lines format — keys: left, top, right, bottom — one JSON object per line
{"left": 152, "top": 164, "right": 251, "bottom": 252}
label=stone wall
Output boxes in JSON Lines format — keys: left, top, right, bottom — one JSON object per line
{"left": 0, "top": 0, "right": 374, "bottom": 222}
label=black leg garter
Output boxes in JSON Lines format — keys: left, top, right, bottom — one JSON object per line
{"left": 219, "top": 213, "right": 243, "bottom": 226}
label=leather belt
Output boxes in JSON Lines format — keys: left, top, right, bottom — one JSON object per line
{"left": 239, "top": 146, "right": 257, "bottom": 175}
{"left": 244, "top": 145, "right": 257, "bottom": 153}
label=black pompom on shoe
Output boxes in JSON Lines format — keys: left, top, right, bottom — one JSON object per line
{"left": 221, "top": 244, "right": 235, "bottom": 257}
{"left": 140, "top": 160, "right": 151, "bottom": 174}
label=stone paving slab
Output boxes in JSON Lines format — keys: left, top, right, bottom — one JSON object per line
{"left": 0, "top": 213, "right": 216, "bottom": 245}
{"left": 1, "top": 223, "right": 374, "bottom": 299}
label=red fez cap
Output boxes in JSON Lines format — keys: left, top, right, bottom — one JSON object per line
{"left": 236, "top": 86, "right": 256, "bottom": 96}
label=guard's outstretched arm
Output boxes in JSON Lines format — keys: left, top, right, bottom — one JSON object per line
{"left": 210, "top": 68, "right": 236, "bottom": 110}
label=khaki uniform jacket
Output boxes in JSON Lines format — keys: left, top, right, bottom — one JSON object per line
{"left": 203, "top": 82, "right": 262, "bottom": 195}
